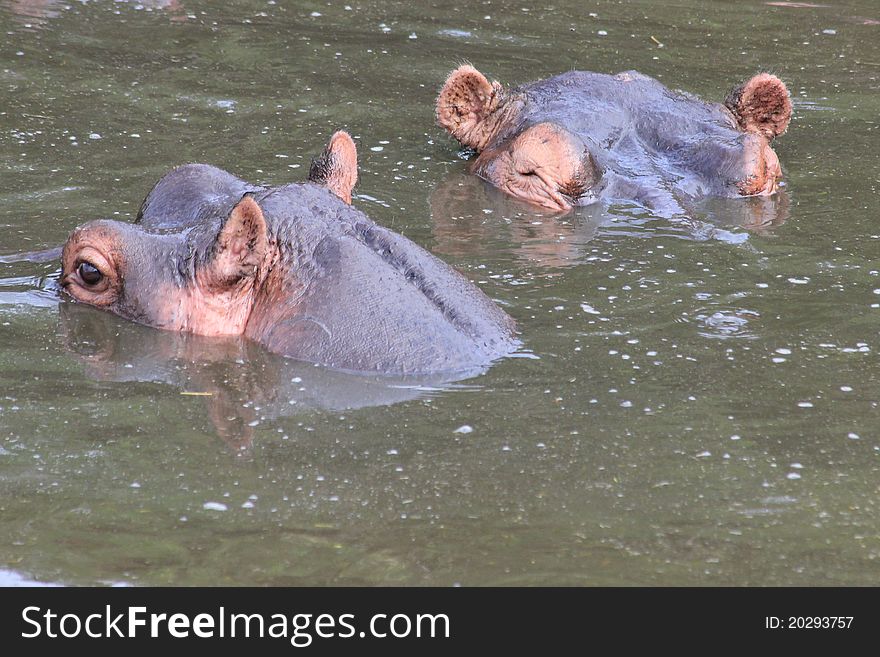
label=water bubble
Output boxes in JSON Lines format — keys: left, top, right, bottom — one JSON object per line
{"left": 693, "top": 308, "right": 759, "bottom": 339}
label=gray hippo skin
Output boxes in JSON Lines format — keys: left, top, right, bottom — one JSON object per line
{"left": 436, "top": 66, "right": 792, "bottom": 215}
{"left": 60, "top": 132, "right": 517, "bottom": 375}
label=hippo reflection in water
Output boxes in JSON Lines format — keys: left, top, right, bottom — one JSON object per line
{"left": 60, "top": 132, "right": 518, "bottom": 376}
{"left": 428, "top": 170, "right": 790, "bottom": 269}
{"left": 436, "top": 65, "right": 792, "bottom": 216}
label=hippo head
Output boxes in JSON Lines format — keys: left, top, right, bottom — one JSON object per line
{"left": 61, "top": 195, "right": 270, "bottom": 336}
{"left": 436, "top": 65, "right": 792, "bottom": 212}
{"left": 60, "top": 131, "right": 359, "bottom": 338}
{"left": 435, "top": 66, "right": 596, "bottom": 211}
{"left": 473, "top": 120, "right": 601, "bottom": 212}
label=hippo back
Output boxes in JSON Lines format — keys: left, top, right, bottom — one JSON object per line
{"left": 514, "top": 71, "right": 759, "bottom": 210}
{"left": 246, "top": 184, "right": 518, "bottom": 375}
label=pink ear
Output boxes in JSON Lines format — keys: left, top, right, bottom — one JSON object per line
{"left": 725, "top": 73, "right": 792, "bottom": 140}
{"left": 308, "top": 130, "right": 358, "bottom": 204}
{"left": 209, "top": 196, "right": 269, "bottom": 285}
{"left": 436, "top": 65, "right": 504, "bottom": 150}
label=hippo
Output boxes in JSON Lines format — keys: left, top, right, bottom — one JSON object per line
{"left": 436, "top": 65, "right": 792, "bottom": 215}
{"left": 60, "top": 131, "right": 518, "bottom": 375}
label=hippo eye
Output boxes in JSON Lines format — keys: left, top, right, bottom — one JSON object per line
{"left": 77, "top": 261, "right": 103, "bottom": 286}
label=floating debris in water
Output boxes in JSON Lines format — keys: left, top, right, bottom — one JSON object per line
{"left": 453, "top": 425, "right": 473, "bottom": 434}
{"left": 438, "top": 29, "right": 473, "bottom": 38}
{"left": 203, "top": 502, "right": 228, "bottom": 511}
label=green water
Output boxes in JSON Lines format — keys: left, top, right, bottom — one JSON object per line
{"left": 1, "top": 0, "right": 879, "bottom": 586}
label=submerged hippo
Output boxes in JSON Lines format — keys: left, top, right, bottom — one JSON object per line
{"left": 436, "top": 65, "right": 792, "bottom": 214}
{"left": 60, "top": 132, "right": 518, "bottom": 375}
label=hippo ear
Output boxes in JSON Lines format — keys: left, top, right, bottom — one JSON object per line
{"left": 724, "top": 73, "right": 792, "bottom": 140}
{"left": 308, "top": 130, "right": 358, "bottom": 204}
{"left": 436, "top": 64, "right": 504, "bottom": 150}
{"left": 206, "top": 196, "right": 269, "bottom": 285}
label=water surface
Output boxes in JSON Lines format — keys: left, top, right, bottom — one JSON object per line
{"left": 1, "top": 0, "right": 879, "bottom": 586}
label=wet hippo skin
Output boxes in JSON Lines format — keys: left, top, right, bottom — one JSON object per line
{"left": 436, "top": 65, "right": 792, "bottom": 216}
{"left": 60, "top": 132, "right": 518, "bottom": 375}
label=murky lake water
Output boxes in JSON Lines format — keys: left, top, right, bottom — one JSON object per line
{"left": 1, "top": 0, "right": 879, "bottom": 586}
